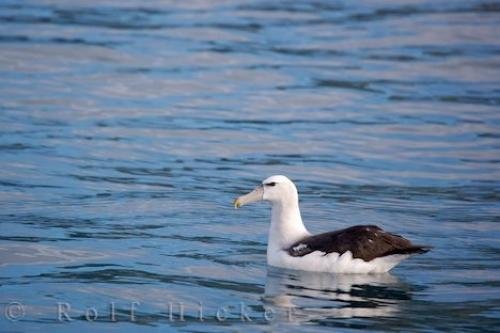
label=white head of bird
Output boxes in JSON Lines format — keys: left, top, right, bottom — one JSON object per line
{"left": 234, "top": 175, "right": 299, "bottom": 208}
{"left": 234, "top": 175, "right": 309, "bottom": 249}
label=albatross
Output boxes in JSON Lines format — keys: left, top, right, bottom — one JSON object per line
{"left": 234, "top": 175, "right": 430, "bottom": 273}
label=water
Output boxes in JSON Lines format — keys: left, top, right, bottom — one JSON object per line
{"left": 1, "top": 0, "right": 499, "bottom": 331}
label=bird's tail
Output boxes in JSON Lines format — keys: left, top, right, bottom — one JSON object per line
{"left": 383, "top": 245, "right": 432, "bottom": 257}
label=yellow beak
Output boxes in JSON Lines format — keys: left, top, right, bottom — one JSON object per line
{"left": 234, "top": 186, "right": 264, "bottom": 209}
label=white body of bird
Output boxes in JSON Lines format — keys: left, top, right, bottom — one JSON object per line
{"left": 234, "top": 175, "right": 426, "bottom": 274}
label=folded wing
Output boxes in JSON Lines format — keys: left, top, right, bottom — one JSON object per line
{"left": 287, "top": 225, "right": 431, "bottom": 262}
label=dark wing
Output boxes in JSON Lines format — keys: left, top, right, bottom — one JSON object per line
{"left": 287, "top": 225, "right": 431, "bottom": 262}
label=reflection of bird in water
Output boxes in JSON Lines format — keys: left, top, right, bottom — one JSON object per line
{"left": 234, "top": 175, "right": 431, "bottom": 273}
{"left": 263, "top": 267, "right": 411, "bottom": 323}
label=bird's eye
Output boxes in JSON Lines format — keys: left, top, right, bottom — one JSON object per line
{"left": 265, "top": 182, "right": 276, "bottom": 187}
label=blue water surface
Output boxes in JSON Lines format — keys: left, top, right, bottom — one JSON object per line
{"left": 1, "top": 0, "right": 500, "bottom": 332}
